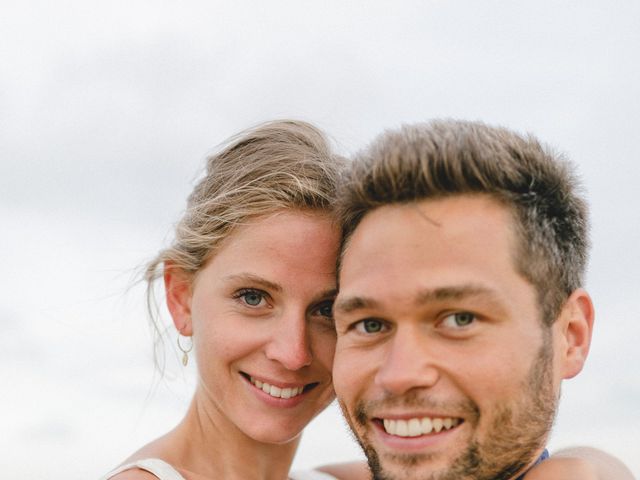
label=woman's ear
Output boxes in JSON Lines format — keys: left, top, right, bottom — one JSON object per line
{"left": 164, "top": 261, "right": 193, "bottom": 336}
{"left": 557, "top": 288, "right": 595, "bottom": 379}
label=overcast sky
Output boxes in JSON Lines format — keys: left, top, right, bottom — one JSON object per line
{"left": 1, "top": 1, "right": 639, "bottom": 478}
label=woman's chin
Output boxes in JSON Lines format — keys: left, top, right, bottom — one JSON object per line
{"left": 245, "top": 424, "right": 305, "bottom": 445}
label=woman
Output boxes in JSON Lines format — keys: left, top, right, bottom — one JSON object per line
{"left": 103, "top": 120, "right": 343, "bottom": 480}
{"left": 103, "top": 120, "right": 632, "bottom": 480}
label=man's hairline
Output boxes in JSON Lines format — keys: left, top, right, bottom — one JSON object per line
{"left": 338, "top": 194, "right": 500, "bottom": 279}
{"left": 336, "top": 195, "right": 559, "bottom": 327}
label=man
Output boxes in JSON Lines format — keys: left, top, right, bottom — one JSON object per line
{"left": 331, "top": 120, "right": 596, "bottom": 480}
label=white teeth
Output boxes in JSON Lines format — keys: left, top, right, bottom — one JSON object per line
{"left": 270, "top": 385, "right": 282, "bottom": 397}
{"left": 408, "top": 418, "right": 421, "bottom": 437}
{"left": 433, "top": 418, "right": 443, "bottom": 432}
{"left": 421, "top": 417, "right": 433, "bottom": 434}
{"left": 382, "top": 416, "right": 460, "bottom": 437}
{"left": 249, "top": 376, "right": 305, "bottom": 399}
{"left": 396, "top": 420, "right": 408, "bottom": 436}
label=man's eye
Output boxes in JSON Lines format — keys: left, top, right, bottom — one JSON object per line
{"left": 441, "top": 312, "right": 476, "bottom": 328}
{"left": 355, "top": 319, "right": 386, "bottom": 334}
{"left": 236, "top": 289, "right": 266, "bottom": 307}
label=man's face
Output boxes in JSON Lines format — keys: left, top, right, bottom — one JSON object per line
{"left": 333, "top": 195, "right": 567, "bottom": 480}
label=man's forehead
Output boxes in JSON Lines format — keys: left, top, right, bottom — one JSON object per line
{"left": 336, "top": 195, "right": 531, "bottom": 319}
{"left": 339, "top": 203, "right": 423, "bottom": 275}
{"left": 339, "top": 195, "right": 517, "bottom": 269}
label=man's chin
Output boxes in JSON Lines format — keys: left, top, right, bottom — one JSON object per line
{"left": 363, "top": 444, "right": 455, "bottom": 480}
{"left": 357, "top": 422, "right": 471, "bottom": 480}
{"left": 364, "top": 442, "right": 534, "bottom": 480}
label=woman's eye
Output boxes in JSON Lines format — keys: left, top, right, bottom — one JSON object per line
{"left": 315, "top": 301, "right": 334, "bottom": 318}
{"left": 441, "top": 312, "right": 476, "bottom": 328}
{"left": 355, "top": 319, "right": 386, "bottom": 334}
{"left": 236, "top": 289, "right": 266, "bottom": 307}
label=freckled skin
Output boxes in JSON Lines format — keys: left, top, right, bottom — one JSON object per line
{"left": 169, "top": 210, "right": 340, "bottom": 445}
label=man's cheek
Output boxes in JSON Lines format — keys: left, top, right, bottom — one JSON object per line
{"left": 332, "top": 357, "right": 350, "bottom": 399}
{"left": 333, "top": 353, "right": 361, "bottom": 404}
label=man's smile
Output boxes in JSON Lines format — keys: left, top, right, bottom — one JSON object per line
{"left": 377, "top": 416, "right": 463, "bottom": 437}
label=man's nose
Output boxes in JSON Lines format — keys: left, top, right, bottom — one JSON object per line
{"left": 374, "top": 326, "right": 439, "bottom": 395}
{"left": 264, "top": 310, "right": 313, "bottom": 370}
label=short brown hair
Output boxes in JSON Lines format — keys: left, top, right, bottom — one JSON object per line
{"left": 338, "top": 119, "right": 589, "bottom": 324}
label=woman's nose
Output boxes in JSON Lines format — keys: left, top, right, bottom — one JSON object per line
{"left": 264, "top": 311, "right": 313, "bottom": 370}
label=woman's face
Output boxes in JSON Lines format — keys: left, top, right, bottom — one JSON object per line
{"left": 167, "top": 210, "right": 339, "bottom": 444}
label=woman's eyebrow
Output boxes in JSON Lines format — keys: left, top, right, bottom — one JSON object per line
{"left": 224, "top": 274, "right": 336, "bottom": 303}
{"left": 316, "top": 288, "right": 338, "bottom": 301}
{"left": 223, "top": 273, "right": 282, "bottom": 292}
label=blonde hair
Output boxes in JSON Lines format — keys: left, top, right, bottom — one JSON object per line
{"left": 145, "top": 120, "right": 344, "bottom": 367}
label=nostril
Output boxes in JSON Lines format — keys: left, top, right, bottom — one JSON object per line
{"left": 265, "top": 342, "right": 313, "bottom": 370}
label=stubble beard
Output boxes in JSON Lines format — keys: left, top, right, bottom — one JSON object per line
{"left": 342, "top": 338, "right": 557, "bottom": 480}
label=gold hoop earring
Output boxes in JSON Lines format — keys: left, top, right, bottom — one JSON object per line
{"left": 177, "top": 335, "right": 193, "bottom": 366}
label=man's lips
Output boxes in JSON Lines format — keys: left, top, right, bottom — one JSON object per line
{"left": 240, "top": 372, "right": 318, "bottom": 400}
{"left": 374, "top": 415, "right": 464, "bottom": 437}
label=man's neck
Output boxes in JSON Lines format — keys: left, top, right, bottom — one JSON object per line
{"left": 512, "top": 449, "right": 550, "bottom": 480}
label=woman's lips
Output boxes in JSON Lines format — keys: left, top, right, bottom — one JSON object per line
{"left": 240, "top": 372, "right": 318, "bottom": 400}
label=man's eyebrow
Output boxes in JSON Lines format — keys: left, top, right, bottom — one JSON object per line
{"left": 333, "top": 296, "right": 380, "bottom": 314}
{"left": 223, "top": 273, "right": 282, "bottom": 292}
{"left": 415, "top": 285, "right": 499, "bottom": 304}
{"left": 334, "top": 285, "right": 500, "bottom": 315}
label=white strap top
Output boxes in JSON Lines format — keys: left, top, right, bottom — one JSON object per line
{"left": 101, "top": 458, "right": 185, "bottom": 480}
{"left": 101, "top": 458, "right": 337, "bottom": 480}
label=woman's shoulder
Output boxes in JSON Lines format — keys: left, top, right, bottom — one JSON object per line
{"left": 102, "top": 458, "right": 185, "bottom": 480}
{"left": 106, "top": 467, "right": 160, "bottom": 480}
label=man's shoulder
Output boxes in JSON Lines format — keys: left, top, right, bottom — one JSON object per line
{"left": 312, "top": 461, "right": 371, "bottom": 480}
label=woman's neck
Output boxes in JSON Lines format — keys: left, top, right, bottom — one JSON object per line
{"left": 165, "top": 392, "right": 301, "bottom": 480}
